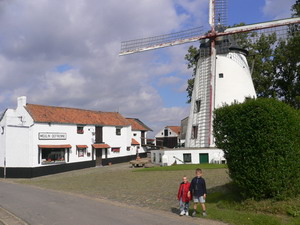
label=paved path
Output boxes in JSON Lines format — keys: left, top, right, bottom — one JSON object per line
{"left": 0, "top": 181, "right": 226, "bottom": 225}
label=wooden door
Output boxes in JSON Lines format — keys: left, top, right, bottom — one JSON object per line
{"left": 96, "top": 149, "right": 102, "bottom": 166}
{"left": 95, "top": 126, "right": 103, "bottom": 143}
{"left": 199, "top": 153, "right": 209, "bottom": 164}
{"left": 141, "top": 131, "right": 145, "bottom": 146}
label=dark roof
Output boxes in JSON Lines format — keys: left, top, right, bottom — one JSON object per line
{"left": 126, "top": 118, "right": 152, "bottom": 131}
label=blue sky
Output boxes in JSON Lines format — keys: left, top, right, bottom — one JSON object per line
{"left": 0, "top": 0, "right": 296, "bottom": 137}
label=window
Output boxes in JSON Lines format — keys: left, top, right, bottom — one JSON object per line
{"left": 127, "top": 146, "right": 131, "bottom": 151}
{"left": 133, "top": 133, "right": 137, "bottom": 136}
{"left": 112, "top": 147, "right": 120, "bottom": 153}
{"left": 77, "top": 148, "right": 86, "bottom": 157}
{"left": 194, "top": 100, "right": 201, "bottom": 113}
{"left": 164, "top": 129, "right": 168, "bottom": 137}
{"left": 219, "top": 73, "right": 224, "bottom": 78}
{"left": 41, "top": 149, "right": 65, "bottom": 164}
{"left": 77, "top": 126, "right": 84, "bottom": 134}
{"left": 159, "top": 153, "right": 162, "bottom": 163}
{"left": 153, "top": 153, "right": 156, "bottom": 163}
{"left": 183, "top": 153, "right": 192, "bottom": 163}
{"left": 191, "top": 126, "right": 198, "bottom": 139}
{"left": 116, "top": 127, "right": 121, "bottom": 135}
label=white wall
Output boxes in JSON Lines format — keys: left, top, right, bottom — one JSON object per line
{"left": 151, "top": 148, "right": 225, "bottom": 166}
{"left": 130, "top": 130, "right": 147, "bottom": 155}
{"left": 215, "top": 53, "right": 257, "bottom": 108}
{"left": 102, "top": 125, "right": 131, "bottom": 158}
{"left": 155, "top": 127, "right": 178, "bottom": 138}
{"left": 0, "top": 105, "right": 33, "bottom": 167}
{"left": 31, "top": 123, "right": 96, "bottom": 166}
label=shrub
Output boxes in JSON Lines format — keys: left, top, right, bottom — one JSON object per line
{"left": 213, "top": 98, "right": 300, "bottom": 200}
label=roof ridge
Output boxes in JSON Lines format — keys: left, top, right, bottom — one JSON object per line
{"left": 26, "top": 103, "right": 120, "bottom": 114}
{"left": 25, "top": 103, "right": 129, "bottom": 126}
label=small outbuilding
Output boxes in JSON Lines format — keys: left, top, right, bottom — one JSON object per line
{"left": 151, "top": 148, "right": 226, "bottom": 166}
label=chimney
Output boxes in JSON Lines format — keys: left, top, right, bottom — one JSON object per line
{"left": 17, "top": 96, "right": 27, "bottom": 108}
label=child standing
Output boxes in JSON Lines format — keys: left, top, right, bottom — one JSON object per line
{"left": 177, "top": 176, "right": 191, "bottom": 216}
{"left": 188, "top": 168, "right": 207, "bottom": 217}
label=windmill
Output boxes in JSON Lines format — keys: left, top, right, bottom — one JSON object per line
{"left": 119, "top": 0, "right": 300, "bottom": 148}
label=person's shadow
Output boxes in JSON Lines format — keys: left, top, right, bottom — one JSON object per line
{"left": 171, "top": 207, "right": 180, "bottom": 215}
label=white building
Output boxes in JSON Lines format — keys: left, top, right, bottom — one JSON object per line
{"left": 151, "top": 148, "right": 226, "bottom": 166}
{"left": 0, "top": 96, "right": 151, "bottom": 178}
{"left": 126, "top": 118, "right": 152, "bottom": 156}
{"left": 155, "top": 126, "right": 181, "bottom": 148}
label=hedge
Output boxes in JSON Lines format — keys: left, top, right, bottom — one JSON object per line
{"left": 213, "top": 98, "right": 300, "bottom": 200}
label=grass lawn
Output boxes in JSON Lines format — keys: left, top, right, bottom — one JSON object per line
{"left": 135, "top": 163, "right": 227, "bottom": 172}
{"left": 13, "top": 163, "right": 300, "bottom": 225}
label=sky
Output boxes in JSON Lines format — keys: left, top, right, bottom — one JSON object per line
{"left": 0, "top": 0, "right": 296, "bottom": 137}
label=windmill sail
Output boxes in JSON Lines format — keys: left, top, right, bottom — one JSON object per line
{"left": 119, "top": 0, "right": 300, "bottom": 148}
{"left": 120, "top": 27, "right": 204, "bottom": 56}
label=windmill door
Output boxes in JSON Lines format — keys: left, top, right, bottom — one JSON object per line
{"left": 199, "top": 153, "right": 209, "bottom": 164}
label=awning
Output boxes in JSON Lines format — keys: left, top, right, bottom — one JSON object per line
{"left": 38, "top": 144, "right": 72, "bottom": 149}
{"left": 92, "top": 144, "right": 110, "bottom": 149}
{"left": 131, "top": 138, "right": 140, "bottom": 145}
{"left": 76, "top": 145, "right": 88, "bottom": 148}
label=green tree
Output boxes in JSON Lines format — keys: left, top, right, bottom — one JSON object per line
{"left": 184, "top": 46, "right": 198, "bottom": 103}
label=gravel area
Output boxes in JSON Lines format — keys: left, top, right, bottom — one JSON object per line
{"left": 15, "top": 163, "right": 230, "bottom": 212}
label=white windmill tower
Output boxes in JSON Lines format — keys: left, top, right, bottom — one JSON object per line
{"left": 120, "top": 0, "right": 300, "bottom": 148}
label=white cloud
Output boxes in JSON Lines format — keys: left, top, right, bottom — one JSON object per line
{"left": 262, "top": 0, "right": 295, "bottom": 19}
{"left": 158, "top": 76, "right": 182, "bottom": 86}
{"left": 0, "top": 0, "right": 208, "bottom": 136}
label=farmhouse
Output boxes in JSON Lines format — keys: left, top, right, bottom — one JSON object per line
{"left": 0, "top": 96, "right": 151, "bottom": 178}
{"left": 155, "top": 126, "right": 181, "bottom": 148}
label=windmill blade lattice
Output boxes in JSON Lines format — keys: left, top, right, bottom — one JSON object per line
{"left": 214, "top": 0, "right": 227, "bottom": 26}
{"left": 120, "top": 27, "right": 204, "bottom": 55}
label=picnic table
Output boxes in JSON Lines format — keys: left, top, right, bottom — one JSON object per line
{"left": 129, "top": 158, "right": 150, "bottom": 167}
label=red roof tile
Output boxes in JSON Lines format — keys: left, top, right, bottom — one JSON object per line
{"left": 25, "top": 104, "right": 129, "bottom": 126}
{"left": 38, "top": 144, "right": 72, "bottom": 149}
{"left": 126, "top": 118, "right": 152, "bottom": 131}
{"left": 131, "top": 138, "right": 140, "bottom": 145}
{"left": 76, "top": 145, "right": 88, "bottom": 148}
{"left": 92, "top": 144, "right": 110, "bottom": 149}
{"left": 167, "top": 126, "right": 181, "bottom": 135}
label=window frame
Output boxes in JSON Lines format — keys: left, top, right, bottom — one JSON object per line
{"left": 191, "top": 125, "right": 198, "bottom": 139}
{"left": 194, "top": 99, "right": 201, "bottom": 113}
{"left": 116, "top": 127, "right": 121, "bottom": 136}
{"left": 111, "top": 147, "right": 120, "bottom": 153}
{"left": 183, "top": 153, "right": 192, "bottom": 163}
{"left": 77, "top": 148, "right": 86, "bottom": 157}
{"left": 41, "top": 148, "right": 66, "bottom": 164}
{"left": 77, "top": 126, "right": 84, "bottom": 134}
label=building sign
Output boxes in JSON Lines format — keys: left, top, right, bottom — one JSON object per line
{"left": 38, "top": 132, "right": 67, "bottom": 140}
